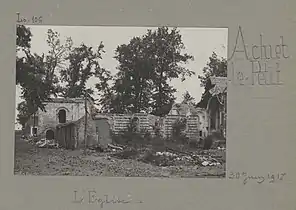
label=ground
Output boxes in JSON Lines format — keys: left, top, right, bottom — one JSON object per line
{"left": 14, "top": 134, "right": 226, "bottom": 178}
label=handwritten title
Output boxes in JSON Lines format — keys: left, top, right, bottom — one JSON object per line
{"left": 72, "top": 189, "right": 143, "bottom": 208}
{"left": 228, "top": 26, "right": 289, "bottom": 86}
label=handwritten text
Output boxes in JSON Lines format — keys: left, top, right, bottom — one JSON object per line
{"left": 72, "top": 190, "right": 143, "bottom": 208}
{"left": 16, "top": 12, "right": 43, "bottom": 24}
{"left": 228, "top": 171, "right": 287, "bottom": 185}
{"left": 228, "top": 26, "right": 289, "bottom": 86}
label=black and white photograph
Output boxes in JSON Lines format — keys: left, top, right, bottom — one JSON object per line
{"left": 14, "top": 25, "right": 227, "bottom": 177}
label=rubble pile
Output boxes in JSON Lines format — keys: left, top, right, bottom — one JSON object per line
{"left": 109, "top": 145, "right": 224, "bottom": 168}
{"left": 22, "top": 136, "right": 60, "bottom": 149}
{"left": 36, "top": 139, "right": 60, "bottom": 148}
{"left": 111, "top": 148, "right": 139, "bottom": 159}
{"left": 16, "top": 135, "right": 226, "bottom": 177}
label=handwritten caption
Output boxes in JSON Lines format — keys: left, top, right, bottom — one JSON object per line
{"left": 228, "top": 26, "right": 289, "bottom": 86}
{"left": 16, "top": 12, "right": 43, "bottom": 24}
{"left": 228, "top": 171, "right": 287, "bottom": 185}
{"left": 72, "top": 189, "right": 143, "bottom": 209}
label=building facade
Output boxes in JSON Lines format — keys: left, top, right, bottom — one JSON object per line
{"left": 166, "top": 102, "right": 209, "bottom": 140}
{"left": 24, "top": 98, "right": 94, "bottom": 140}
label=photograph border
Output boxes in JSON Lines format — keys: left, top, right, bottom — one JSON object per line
{"left": 13, "top": 24, "right": 228, "bottom": 178}
{"left": 0, "top": 1, "right": 295, "bottom": 210}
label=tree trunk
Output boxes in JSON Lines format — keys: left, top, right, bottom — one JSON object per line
{"left": 138, "top": 88, "right": 143, "bottom": 112}
{"left": 137, "top": 78, "right": 144, "bottom": 113}
{"left": 84, "top": 95, "right": 87, "bottom": 152}
{"left": 158, "top": 71, "right": 164, "bottom": 114}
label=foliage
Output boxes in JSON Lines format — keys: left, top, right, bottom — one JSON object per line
{"left": 16, "top": 101, "right": 36, "bottom": 129}
{"left": 140, "top": 128, "right": 152, "bottom": 141}
{"left": 16, "top": 26, "right": 108, "bottom": 126}
{"left": 144, "top": 27, "right": 195, "bottom": 116}
{"left": 201, "top": 130, "right": 224, "bottom": 150}
{"left": 16, "top": 26, "right": 71, "bottom": 114}
{"left": 16, "top": 25, "right": 53, "bottom": 114}
{"left": 16, "top": 26, "right": 197, "bottom": 128}
{"left": 152, "top": 121, "right": 162, "bottom": 138}
{"left": 203, "top": 135, "right": 213, "bottom": 150}
{"left": 211, "top": 130, "right": 225, "bottom": 140}
{"left": 60, "top": 42, "right": 107, "bottom": 98}
{"left": 99, "top": 27, "right": 195, "bottom": 116}
{"left": 182, "top": 91, "right": 196, "bottom": 105}
{"left": 171, "top": 117, "right": 187, "bottom": 141}
{"left": 16, "top": 25, "right": 32, "bottom": 50}
{"left": 44, "top": 29, "right": 73, "bottom": 96}
{"left": 196, "top": 52, "right": 227, "bottom": 109}
{"left": 94, "top": 68, "right": 113, "bottom": 112}
{"left": 16, "top": 54, "right": 47, "bottom": 111}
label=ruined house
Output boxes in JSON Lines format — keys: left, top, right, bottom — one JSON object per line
{"left": 207, "top": 76, "right": 227, "bottom": 137}
{"left": 24, "top": 98, "right": 89, "bottom": 137}
{"left": 164, "top": 102, "right": 208, "bottom": 140}
{"left": 23, "top": 97, "right": 110, "bottom": 149}
{"left": 94, "top": 113, "right": 158, "bottom": 135}
{"left": 207, "top": 93, "right": 227, "bottom": 137}
{"left": 95, "top": 102, "right": 208, "bottom": 141}
{"left": 22, "top": 97, "right": 211, "bottom": 149}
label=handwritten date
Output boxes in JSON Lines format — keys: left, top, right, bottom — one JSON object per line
{"left": 228, "top": 172, "right": 286, "bottom": 185}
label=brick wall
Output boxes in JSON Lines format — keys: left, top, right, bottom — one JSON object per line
{"left": 96, "top": 113, "right": 204, "bottom": 141}
{"left": 163, "top": 115, "right": 200, "bottom": 140}
{"left": 97, "top": 113, "right": 154, "bottom": 135}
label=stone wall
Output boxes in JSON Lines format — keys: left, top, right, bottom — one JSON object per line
{"left": 96, "top": 112, "right": 205, "bottom": 141}
{"left": 76, "top": 113, "right": 98, "bottom": 148}
{"left": 96, "top": 113, "right": 155, "bottom": 135}
{"left": 55, "top": 111, "right": 98, "bottom": 149}
{"left": 94, "top": 119, "right": 113, "bottom": 149}
{"left": 56, "top": 123, "right": 77, "bottom": 149}
{"left": 163, "top": 115, "right": 200, "bottom": 140}
{"left": 34, "top": 99, "right": 93, "bottom": 139}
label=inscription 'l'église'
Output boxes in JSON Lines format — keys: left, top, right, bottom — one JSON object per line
{"left": 228, "top": 26, "right": 290, "bottom": 86}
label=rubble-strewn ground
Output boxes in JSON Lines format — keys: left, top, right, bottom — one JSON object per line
{"left": 14, "top": 134, "right": 226, "bottom": 178}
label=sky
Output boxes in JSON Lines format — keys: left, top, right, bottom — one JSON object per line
{"left": 15, "top": 25, "right": 228, "bottom": 130}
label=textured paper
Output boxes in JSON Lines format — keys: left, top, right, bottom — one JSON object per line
{"left": 0, "top": 0, "right": 296, "bottom": 210}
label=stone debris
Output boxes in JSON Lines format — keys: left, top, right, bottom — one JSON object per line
{"left": 22, "top": 135, "right": 223, "bottom": 167}
{"left": 156, "top": 151, "right": 177, "bottom": 157}
{"left": 15, "top": 133, "right": 225, "bottom": 177}
{"left": 202, "top": 161, "right": 210, "bottom": 166}
{"left": 15, "top": 137, "right": 226, "bottom": 177}
{"left": 108, "top": 146, "right": 224, "bottom": 168}
{"left": 35, "top": 138, "right": 59, "bottom": 148}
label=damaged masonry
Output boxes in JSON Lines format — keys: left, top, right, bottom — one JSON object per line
{"left": 19, "top": 89, "right": 226, "bottom": 177}
{"left": 15, "top": 26, "right": 227, "bottom": 177}
{"left": 22, "top": 95, "right": 224, "bottom": 151}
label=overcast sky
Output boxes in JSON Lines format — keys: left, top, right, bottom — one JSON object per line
{"left": 15, "top": 25, "right": 227, "bottom": 130}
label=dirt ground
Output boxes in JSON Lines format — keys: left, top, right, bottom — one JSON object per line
{"left": 14, "top": 135, "right": 226, "bottom": 178}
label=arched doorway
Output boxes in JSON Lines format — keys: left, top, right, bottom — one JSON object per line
{"left": 46, "top": 129, "right": 55, "bottom": 140}
{"left": 58, "top": 109, "right": 66, "bottom": 123}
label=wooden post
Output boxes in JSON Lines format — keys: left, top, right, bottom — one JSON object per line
{"left": 84, "top": 94, "right": 87, "bottom": 153}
